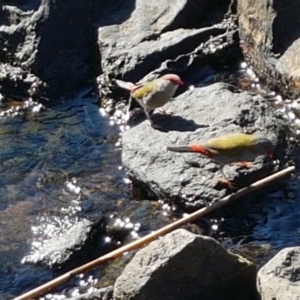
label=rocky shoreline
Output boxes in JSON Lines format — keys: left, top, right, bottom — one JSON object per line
{"left": 1, "top": 1, "right": 300, "bottom": 299}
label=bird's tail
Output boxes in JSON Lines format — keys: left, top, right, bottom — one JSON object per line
{"left": 167, "top": 146, "right": 191, "bottom": 152}
{"left": 167, "top": 144, "right": 211, "bottom": 156}
{"left": 115, "top": 79, "right": 137, "bottom": 92}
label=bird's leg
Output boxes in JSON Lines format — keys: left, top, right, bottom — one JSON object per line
{"left": 144, "top": 108, "right": 153, "bottom": 125}
{"left": 144, "top": 108, "right": 160, "bottom": 128}
{"left": 217, "top": 178, "right": 237, "bottom": 190}
{"left": 125, "top": 95, "right": 133, "bottom": 122}
{"left": 232, "top": 161, "right": 254, "bottom": 169}
{"left": 158, "top": 107, "right": 174, "bottom": 115}
{"left": 219, "top": 165, "right": 231, "bottom": 180}
{"left": 217, "top": 165, "right": 237, "bottom": 190}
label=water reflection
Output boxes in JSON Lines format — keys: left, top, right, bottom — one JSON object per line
{"left": 2, "top": 60, "right": 300, "bottom": 299}
{"left": 0, "top": 87, "right": 127, "bottom": 299}
{"left": 217, "top": 178, "right": 300, "bottom": 267}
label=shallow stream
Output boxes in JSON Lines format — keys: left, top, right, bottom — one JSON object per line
{"left": 1, "top": 58, "right": 300, "bottom": 299}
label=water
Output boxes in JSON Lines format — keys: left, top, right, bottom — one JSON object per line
{"left": 213, "top": 178, "right": 300, "bottom": 267}
{"left": 1, "top": 58, "right": 300, "bottom": 299}
{"left": 0, "top": 87, "right": 129, "bottom": 299}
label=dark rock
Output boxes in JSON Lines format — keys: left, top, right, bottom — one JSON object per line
{"left": 67, "top": 286, "right": 113, "bottom": 300}
{"left": 236, "top": 0, "right": 300, "bottom": 99}
{"left": 0, "top": 0, "right": 101, "bottom": 94}
{"left": 122, "top": 83, "right": 282, "bottom": 208}
{"left": 0, "top": 63, "right": 42, "bottom": 102}
{"left": 105, "top": 27, "right": 224, "bottom": 82}
{"left": 257, "top": 246, "right": 300, "bottom": 300}
{"left": 113, "top": 229, "right": 257, "bottom": 300}
{"left": 0, "top": 0, "right": 232, "bottom": 97}
{"left": 98, "top": 0, "right": 230, "bottom": 81}
{"left": 23, "top": 217, "right": 106, "bottom": 270}
{"left": 96, "top": 252, "right": 136, "bottom": 289}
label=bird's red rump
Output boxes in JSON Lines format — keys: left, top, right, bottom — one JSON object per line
{"left": 188, "top": 145, "right": 212, "bottom": 157}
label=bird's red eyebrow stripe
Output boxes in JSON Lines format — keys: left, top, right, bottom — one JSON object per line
{"left": 188, "top": 145, "right": 212, "bottom": 157}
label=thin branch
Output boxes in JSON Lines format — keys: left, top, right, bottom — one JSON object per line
{"left": 14, "top": 166, "right": 295, "bottom": 300}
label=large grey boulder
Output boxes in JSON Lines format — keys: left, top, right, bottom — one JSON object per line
{"left": 257, "top": 246, "right": 300, "bottom": 300}
{"left": 122, "top": 83, "right": 282, "bottom": 208}
{"left": 114, "top": 229, "right": 257, "bottom": 300}
{"left": 98, "top": 0, "right": 231, "bottom": 81}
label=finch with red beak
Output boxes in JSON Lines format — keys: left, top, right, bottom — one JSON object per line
{"left": 116, "top": 74, "right": 184, "bottom": 128}
{"left": 167, "top": 133, "right": 274, "bottom": 189}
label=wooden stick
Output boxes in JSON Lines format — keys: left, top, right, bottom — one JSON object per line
{"left": 14, "top": 166, "right": 295, "bottom": 300}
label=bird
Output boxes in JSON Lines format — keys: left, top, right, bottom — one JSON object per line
{"left": 167, "top": 133, "right": 274, "bottom": 189}
{"left": 115, "top": 74, "right": 184, "bottom": 127}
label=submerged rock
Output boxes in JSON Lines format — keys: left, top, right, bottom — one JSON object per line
{"left": 23, "top": 217, "right": 106, "bottom": 269}
{"left": 257, "top": 246, "right": 300, "bottom": 300}
{"left": 113, "top": 229, "right": 257, "bottom": 300}
{"left": 122, "top": 83, "right": 283, "bottom": 208}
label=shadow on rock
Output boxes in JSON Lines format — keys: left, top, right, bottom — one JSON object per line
{"left": 122, "top": 83, "right": 287, "bottom": 208}
{"left": 128, "top": 112, "right": 209, "bottom": 132}
{"left": 96, "top": 0, "right": 136, "bottom": 27}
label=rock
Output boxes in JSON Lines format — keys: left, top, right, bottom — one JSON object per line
{"left": 0, "top": 0, "right": 233, "bottom": 96}
{"left": 0, "top": 63, "right": 43, "bottom": 103}
{"left": 122, "top": 83, "right": 282, "bottom": 208}
{"left": 257, "top": 246, "right": 300, "bottom": 300}
{"left": 0, "top": 0, "right": 101, "bottom": 94}
{"left": 103, "top": 27, "right": 226, "bottom": 83}
{"left": 113, "top": 229, "right": 257, "bottom": 300}
{"left": 236, "top": 0, "right": 300, "bottom": 99}
{"left": 98, "top": 0, "right": 231, "bottom": 81}
{"left": 23, "top": 217, "right": 106, "bottom": 269}
{"left": 276, "top": 38, "right": 300, "bottom": 78}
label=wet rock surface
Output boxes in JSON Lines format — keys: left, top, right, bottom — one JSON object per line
{"left": 122, "top": 83, "right": 283, "bottom": 208}
{"left": 257, "top": 246, "right": 300, "bottom": 300}
{"left": 114, "top": 229, "right": 257, "bottom": 300}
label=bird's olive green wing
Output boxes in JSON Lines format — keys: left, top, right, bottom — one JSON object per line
{"left": 203, "top": 134, "right": 256, "bottom": 157}
{"left": 131, "top": 79, "right": 158, "bottom": 99}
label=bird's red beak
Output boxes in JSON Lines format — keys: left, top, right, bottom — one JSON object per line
{"left": 177, "top": 79, "right": 184, "bottom": 86}
{"left": 171, "top": 78, "right": 184, "bottom": 86}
